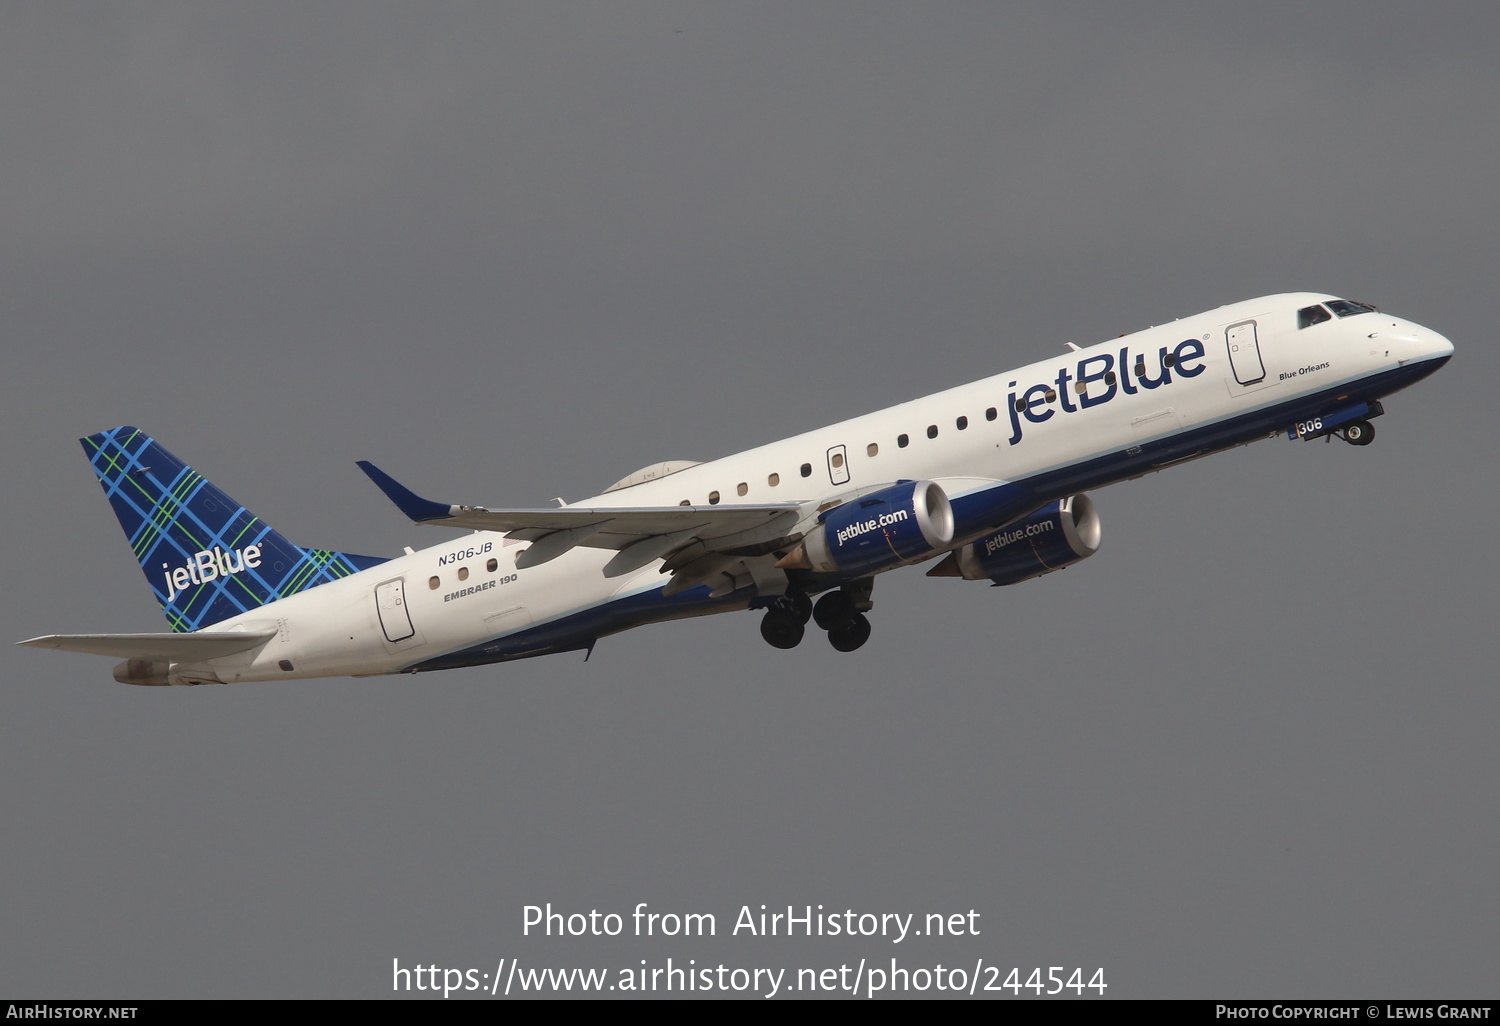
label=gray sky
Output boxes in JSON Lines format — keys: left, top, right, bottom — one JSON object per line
{"left": 3, "top": 1, "right": 1496, "bottom": 999}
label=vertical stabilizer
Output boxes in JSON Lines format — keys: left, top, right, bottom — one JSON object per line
{"left": 83, "top": 427, "right": 388, "bottom": 632}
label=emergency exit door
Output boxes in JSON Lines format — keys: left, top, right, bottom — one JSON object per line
{"left": 826, "top": 444, "right": 850, "bottom": 485}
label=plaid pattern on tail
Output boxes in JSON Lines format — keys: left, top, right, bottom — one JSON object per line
{"left": 83, "top": 427, "right": 388, "bottom": 632}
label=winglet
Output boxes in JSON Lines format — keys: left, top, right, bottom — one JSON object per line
{"left": 356, "top": 461, "right": 458, "bottom": 523}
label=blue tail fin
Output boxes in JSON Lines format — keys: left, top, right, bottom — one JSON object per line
{"left": 83, "top": 427, "right": 389, "bottom": 632}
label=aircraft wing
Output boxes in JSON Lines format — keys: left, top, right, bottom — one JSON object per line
{"left": 18, "top": 631, "right": 277, "bottom": 660}
{"left": 357, "top": 461, "right": 806, "bottom": 581}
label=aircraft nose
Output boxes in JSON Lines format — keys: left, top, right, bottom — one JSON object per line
{"left": 1425, "top": 327, "right": 1456, "bottom": 360}
{"left": 1374, "top": 319, "right": 1454, "bottom": 364}
{"left": 1402, "top": 323, "right": 1455, "bottom": 363}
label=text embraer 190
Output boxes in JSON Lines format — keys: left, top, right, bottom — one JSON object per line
{"left": 21, "top": 293, "right": 1452, "bottom": 685}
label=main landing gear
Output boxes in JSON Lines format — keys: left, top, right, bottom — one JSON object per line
{"left": 1341, "top": 420, "right": 1374, "bottom": 446}
{"left": 759, "top": 580, "right": 874, "bottom": 652}
{"left": 813, "top": 590, "right": 872, "bottom": 652}
{"left": 759, "top": 591, "right": 810, "bottom": 650}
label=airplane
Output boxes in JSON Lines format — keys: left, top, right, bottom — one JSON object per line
{"left": 20, "top": 293, "right": 1452, "bottom": 685}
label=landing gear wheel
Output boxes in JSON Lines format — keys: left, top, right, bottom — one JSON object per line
{"left": 1343, "top": 420, "right": 1374, "bottom": 446}
{"left": 778, "top": 591, "right": 812, "bottom": 625}
{"left": 760, "top": 610, "right": 805, "bottom": 650}
{"left": 827, "top": 612, "right": 871, "bottom": 653}
{"left": 813, "top": 591, "right": 856, "bottom": 631}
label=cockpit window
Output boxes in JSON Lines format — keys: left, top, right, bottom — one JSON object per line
{"left": 1327, "top": 299, "right": 1377, "bottom": 318}
{"left": 1298, "top": 304, "right": 1333, "bottom": 329}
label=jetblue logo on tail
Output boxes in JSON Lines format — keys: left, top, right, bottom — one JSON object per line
{"left": 162, "top": 545, "right": 263, "bottom": 603}
{"left": 84, "top": 426, "right": 389, "bottom": 632}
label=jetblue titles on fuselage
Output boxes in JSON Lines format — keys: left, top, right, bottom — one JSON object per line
{"left": 1004, "top": 339, "right": 1207, "bottom": 445}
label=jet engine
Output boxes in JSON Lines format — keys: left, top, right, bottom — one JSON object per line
{"left": 112, "top": 658, "right": 171, "bottom": 686}
{"left": 932, "top": 494, "right": 1101, "bottom": 586}
{"left": 791, "top": 480, "right": 955, "bottom": 576}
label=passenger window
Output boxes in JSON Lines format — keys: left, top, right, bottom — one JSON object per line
{"left": 428, "top": 576, "right": 440, "bottom": 590}
{"left": 985, "top": 407, "right": 997, "bottom": 421}
{"left": 866, "top": 443, "right": 878, "bottom": 457}
{"left": 1298, "top": 304, "right": 1333, "bottom": 329}
{"left": 898, "top": 434, "right": 910, "bottom": 447}
{"left": 679, "top": 499, "right": 690, "bottom": 506}
{"left": 457, "top": 567, "right": 469, "bottom": 581}
{"left": 800, "top": 463, "right": 812, "bottom": 477}
{"left": 1045, "top": 389, "right": 1057, "bottom": 403}
{"left": 830, "top": 453, "right": 844, "bottom": 469}
{"left": 1105, "top": 371, "right": 1117, "bottom": 386}
{"left": 926, "top": 425, "right": 938, "bottom": 439}
{"left": 486, "top": 558, "right": 498, "bottom": 572}
{"left": 708, "top": 490, "right": 720, "bottom": 505}
{"left": 768, "top": 473, "right": 780, "bottom": 487}
{"left": 956, "top": 416, "right": 968, "bottom": 430}
{"left": 736, "top": 482, "right": 748, "bottom": 496}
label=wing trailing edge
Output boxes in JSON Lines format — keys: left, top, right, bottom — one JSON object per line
{"left": 356, "top": 461, "right": 805, "bottom": 573}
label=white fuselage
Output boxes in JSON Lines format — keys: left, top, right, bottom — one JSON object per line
{"left": 182, "top": 293, "right": 1453, "bottom": 684}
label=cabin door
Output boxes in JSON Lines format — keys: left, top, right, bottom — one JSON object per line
{"left": 1226, "top": 320, "right": 1267, "bottom": 385}
{"left": 375, "top": 578, "right": 416, "bottom": 643}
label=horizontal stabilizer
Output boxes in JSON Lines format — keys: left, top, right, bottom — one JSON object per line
{"left": 18, "top": 631, "right": 276, "bottom": 661}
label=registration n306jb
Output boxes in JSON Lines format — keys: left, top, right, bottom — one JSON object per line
{"left": 21, "top": 293, "right": 1452, "bottom": 685}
